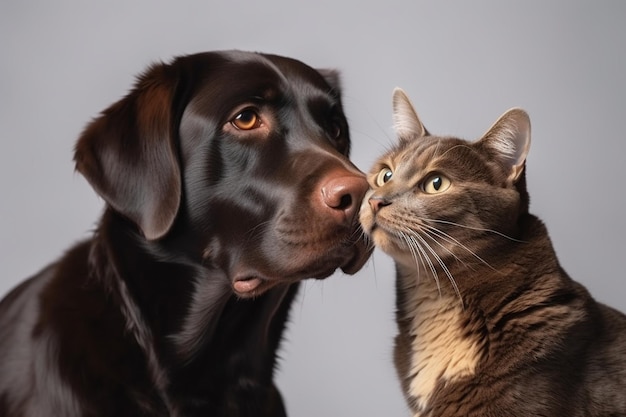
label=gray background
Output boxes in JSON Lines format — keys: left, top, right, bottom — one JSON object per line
{"left": 1, "top": 1, "right": 625, "bottom": 415}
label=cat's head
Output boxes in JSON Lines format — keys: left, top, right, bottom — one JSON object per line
{"left": 359, "top": 88, "right": 531, "bottom": 270}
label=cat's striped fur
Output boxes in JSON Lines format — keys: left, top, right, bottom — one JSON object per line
{"left": 360, "top": 88, "right": 626, "bottom": 417}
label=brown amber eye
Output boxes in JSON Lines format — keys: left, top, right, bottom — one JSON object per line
{"left": 330, "top": 121, "right": 341, "bottom": 139}
{"left": 232, "top": 109, "right": 260, "bottom": 130}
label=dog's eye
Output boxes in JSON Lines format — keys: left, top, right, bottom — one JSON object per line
{"left": 327, "top": 117, "right": 349, "bottom": 154}
{"left": 329, "top": 121, "right": 342, "bottom": 139}
{"left": 232, "top": 109, "right": 261, "bottom": 130}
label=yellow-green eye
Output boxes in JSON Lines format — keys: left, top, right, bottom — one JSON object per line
{"left": 422, "top": 174, "right": 451, "bottom": 194}
{"left": 376, "top": 168, "right": 393, "bottom": 186}
{"left": 232, "top": 109, "right": 261, "bottom": 130}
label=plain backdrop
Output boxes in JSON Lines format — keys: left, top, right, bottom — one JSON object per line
{"left": 1, "top": 1, "right": 625, "bottom": 416}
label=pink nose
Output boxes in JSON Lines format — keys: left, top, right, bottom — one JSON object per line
{"left": 320, "top": 175, "right": 369, "bottom": 224}
{"left": 368, "top": 196, "right": 390, "bottom": 213}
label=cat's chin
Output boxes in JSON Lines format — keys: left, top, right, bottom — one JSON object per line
{"left": 382, "top": 249, "right": 415, "bottom": 269}
{"left": 369, "top": 230, "right": 413, "bottom": 265}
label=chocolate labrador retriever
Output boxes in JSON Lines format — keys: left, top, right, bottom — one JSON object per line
{"left": 0, "top": 50, "right": 371, "bottom": 417}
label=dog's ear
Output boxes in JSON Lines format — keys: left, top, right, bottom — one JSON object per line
{"left": 317, "top": 69, "right": 342, "bottom": 94}
{"left": 74, "top": 63, "right": 181, "bottom": 240}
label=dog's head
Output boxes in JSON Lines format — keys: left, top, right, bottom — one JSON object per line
{"left": 75, "top": 50, "right": 372, "bottom": 297}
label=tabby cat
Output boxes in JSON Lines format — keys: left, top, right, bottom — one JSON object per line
{"left": 359, "top": 88, "right": 626, "bottom": 416}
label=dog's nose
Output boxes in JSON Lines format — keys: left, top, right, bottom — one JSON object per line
{"left": 321, "top": 175, "right": 369, "bottom": 223}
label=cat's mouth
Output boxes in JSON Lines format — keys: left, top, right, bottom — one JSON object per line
{"left": 360, "top": 206, "right": 400, "bottom": 255}
{"left": 361, "top": 192, "right": 430, "bottom": 264}
{"left": 370, "top": 225, "right": 403, "bottom": 251}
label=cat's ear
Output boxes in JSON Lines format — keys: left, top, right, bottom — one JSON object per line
{"left": 392, "top": 88, "right": 429, "bottom": 141}
{"left": 478, "top": 108, "right": 531, "bottom": 184}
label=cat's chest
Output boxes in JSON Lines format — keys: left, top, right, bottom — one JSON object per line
{"left": 397, "top": 272, "right": 482, "bottom": 415}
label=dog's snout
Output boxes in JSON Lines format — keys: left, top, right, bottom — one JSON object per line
{"left": 321, "top": 175, "right": 369, "bottom": 223}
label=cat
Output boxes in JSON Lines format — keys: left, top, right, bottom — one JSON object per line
{"left": 359, "top": 88, "right": 626, "bottom": 417}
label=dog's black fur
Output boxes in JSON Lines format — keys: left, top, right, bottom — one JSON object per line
{"left": 0, "top": 51, "right": 371, "bottom": 416}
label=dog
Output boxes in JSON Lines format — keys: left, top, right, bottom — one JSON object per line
{"left": 0, "top": 50, "right": 372, "bottom": 417}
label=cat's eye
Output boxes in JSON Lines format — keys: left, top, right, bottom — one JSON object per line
{"left": 376, "top": 168, "right": 393, "bottom": 186}
{"left": 231, "top": 109, "right": 261, "bottom": 130}
{"left": 422, "top": 174, "right": 451, "bottom": 194}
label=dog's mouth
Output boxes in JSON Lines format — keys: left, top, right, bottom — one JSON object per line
{"left": 233, "top": 276, "right": 266, "bottom": 296}
{"left": 232, "top": 272, "right": 285, "bottom": 298}
{"left": 232, "top": 234, "right": 372, "bottom": 298}
{"left": 339, "top": 243, "right": 370, "bottom": 275}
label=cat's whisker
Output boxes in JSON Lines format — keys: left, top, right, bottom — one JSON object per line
{"left": 421, "top": 224, "right": 486, "bottom": 270}
{"left": 420, "top": 221, "right": 506, "bottom": 275}
{"left": 398, "top": 230, "right": 426, "bottom": 285}
{"left": 405, "top": 230, "right": 442, "bottom": 296}
{"left": 424, "top": 218, "right": 525, "bottom": 243}
{"left": 419, "top": 226, "right": 473, "bottom": 270}
{"left": 402, "top": 230, "right": 442, "bottom": 295}
{"left": 411, "top": 230, "right": 463, "bottom": 305}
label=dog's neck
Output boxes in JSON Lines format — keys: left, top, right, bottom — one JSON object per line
{"left": 91, "top": 210, "right": 297, "bottom": 411}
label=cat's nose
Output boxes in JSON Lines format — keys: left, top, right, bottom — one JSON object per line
{"left": 368, "top": 197, "right": 390, "bottom": 213}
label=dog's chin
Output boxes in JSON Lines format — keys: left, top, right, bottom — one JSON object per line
{"left": 231, "top": 265, "right": 337, "bottom": 299}
{"left": 232, "top": 241, "right": 372, "bottom": 299}
{"left": 340, "top": 238, "right": 373, "bottom": 275}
